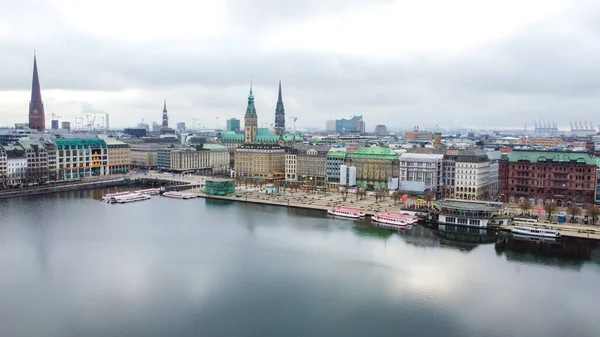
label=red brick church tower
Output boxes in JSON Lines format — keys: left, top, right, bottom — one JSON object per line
{"left": 29, "top": 53, "right": 45, "bottom": 131}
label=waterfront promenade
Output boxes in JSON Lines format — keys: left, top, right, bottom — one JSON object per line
{"left": 0, "top": 172, "right": 202, "bottom": 199}
{"left": 195, "top": 184, "right": 600, "bottom": 241}
{"left": 195, "top": 185, "right": 418, "bottom": 216}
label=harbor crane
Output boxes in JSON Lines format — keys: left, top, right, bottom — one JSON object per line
{"left": 288, "top": 116, "right": 298, "bottom": 134}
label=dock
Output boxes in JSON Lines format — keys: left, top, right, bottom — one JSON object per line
{"left": 499, "top": 222, "right": 600, "bottom": 241}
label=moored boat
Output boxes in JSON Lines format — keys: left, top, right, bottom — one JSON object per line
{"left": 511, "top": 225, "right": 561, "bottom": 238}
{"left": 327, "top": 206, "right": 366, "bottom": 219}
{"left": 108, "top": 192, "right": 151, "bottom": 204}
{"left": 135, "top": 188, "right": 160, "bottom": 196}
{"left": 102, "top": 191, "right": 131, "bottom": 201}
{"left": 162, "top": 191, "right": 197, "bottom": 199}
{"left": 372, "top": 212, "right": 418, "bottom": 229}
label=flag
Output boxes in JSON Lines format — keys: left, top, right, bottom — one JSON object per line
{"left": 537, "top": 205, "right": 543, "bottom": 216}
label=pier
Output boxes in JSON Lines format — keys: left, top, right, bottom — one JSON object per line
{"left": 499, "top": 223, "right": 600, "bottom": 241}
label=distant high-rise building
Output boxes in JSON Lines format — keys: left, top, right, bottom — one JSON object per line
{"left": 244, "top": 83, "right": 258, "bottom": 143}
{"left": 51, "top": 120, "right": 59, "bottom": 130}
{"left": 227, "top": 118, "right": 241, "bottom": 132}
{"left": 105, "top": 113, "right": 110, "bottom": 130}
{"left": 375, "top": 125, "right": 387, "bottom": 135}
{"left": 335, "top": 116, "right": 364, "bottom": 133}
{"left": 61, "top": 121, "right": 71, "bottom": 130}
{"left": 28, "top": 53, "right": 45, "bottom": 131}
{"left": 176, "top": 122, "right": 186, "bottom": 131}
{"left": 325, "top": 120, "right": 336, "bottom": 132}
{"left": 152, "top": 122, "right": 161, "bottom": 132}
{"left": 274, "top": 80, "right": 285, "bottom": 135}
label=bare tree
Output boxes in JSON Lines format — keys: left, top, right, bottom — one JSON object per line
{"left": 519, "top": 200, "right": 533, "bottom": 216}
{"left": 567, "top": 205, "right": 582, "bottom": 223}
{"left": 392, "top": 191, "right": 401, "bottom": 205}
{"left": 543, "top": 202, "right": 558, "bottom": 221}
{"left": 442, "top": 186, "right": 452, "bottom": 198}
{"left": 339, "top": 184, "right": 348, "bottom": 202}
{"left": 424, "top": 193, "right": 435, "bottom": 209}
{"left": 585, "top": 205, "right": 600, "bottom": 224}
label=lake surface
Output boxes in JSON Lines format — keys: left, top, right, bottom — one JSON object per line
{"left": 1, "top": 188, "right": 599, "bottom": 337}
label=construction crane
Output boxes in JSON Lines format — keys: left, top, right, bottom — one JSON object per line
{"left": 86, "top": 114, "right": 97, "bottom": 129}
{"left": 45, "top": 113, "right": 62, "bottom": 120}
{"left": 288, "top": 116, "right": 298, "bottom": 134}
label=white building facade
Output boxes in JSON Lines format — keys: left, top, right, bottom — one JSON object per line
{"left": 0, "top": 148, "right": 7, "bottom": 188}
{"left": 398, "top": 152, "right": 444, "bottom": 195}
{"left": 7, "top": 157, "right": 27, "bottom": 186}
{"left": 454, "top": 149, "right": 494, "bottom": 200}
{"left": 285, "top": 148, "right": 298, "bottom": 181}
{"left": 339, "top": 164, "right": 357, "bottom": 187}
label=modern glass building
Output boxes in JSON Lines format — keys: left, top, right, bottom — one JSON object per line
{"left": 55, "top": 139, "right": 108, "bottom": 180}
{"left": 226, "top": 118, "right": 241, "bottom": 133}
{"left": 335, "top": 115, "right": 365, "bottom": 133}
{"left": 205, "top": 178, "right": 235, "bottom": 195}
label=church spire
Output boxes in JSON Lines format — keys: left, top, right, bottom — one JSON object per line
{"left": 245, "top": 82, "right": 256, "bottom": 117}
{"left": 274, "top": 80, "right": 285, "bottom": 135}
{"left": 29, "top": 51, "right": 45, "bottom": 131}
{"left": 162, "top": 99, "right": 169, "bottom": 129}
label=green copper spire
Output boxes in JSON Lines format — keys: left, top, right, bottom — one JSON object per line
{"left": 245, "top": 82, "right": 256, "bottom": 117}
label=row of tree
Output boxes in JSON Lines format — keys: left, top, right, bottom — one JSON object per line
{"left": 519, "top": 200, "right": 600, "bottom": 224}
{"left": 0, "top": 169, "right": 55, "bottom": 190}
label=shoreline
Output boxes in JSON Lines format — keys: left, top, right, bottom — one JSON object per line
{"left": 197, "top": 191, "right": 600, "bottom": 241}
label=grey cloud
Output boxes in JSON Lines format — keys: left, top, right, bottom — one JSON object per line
{"left": 2, "top": 0, "right": 600, "bottom": 130}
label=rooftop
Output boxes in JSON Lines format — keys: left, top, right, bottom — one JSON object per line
{"left": 434, "top": 199, "right": 505, "bottom": 212}
{"left": 508, "top": 150, "right": 595, "bottom": 165}
{"left": 104, "top": 139, "right": 128, "bottom": 146}
{"left": 237, "top": 143, "right": 285, "bottom": 150}
{"left": 348, "top": 147, "right": 399, "bottom": 160}
{"left": 327, "top": 151, "right": 348, "bottom": 158}
{"left": 55, "top": 139, "right": 107, "bottom": 148}
{"left": 202, "top": 144, "right": 227, "bottom": 151}
{"left": 399, "top": 152, "right": 444, "bottom": 160}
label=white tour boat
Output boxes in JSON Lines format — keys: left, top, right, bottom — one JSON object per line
{"left": 135, "top": 188, "right": 160, "bottom": 196}
{"left": 327, "top": 207, "right": 366, "bottom": 219}
{"left": 108, "top": 192, "right": 151, "bottom": 204}
{"left": 511, "top": 225, "right": 561, "bottom": 238}
{"left": 371, "top": 212, "right": 418, "bottom": 229}
{"left": 102, "top": 191, "right": 131, "bottom": 201}
{"left": 162, "top": 191, "right": 197, "bottom": 199}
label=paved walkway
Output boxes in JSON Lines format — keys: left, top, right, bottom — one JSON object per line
{"left": 196, "top": 185, "right": 421, "bottom": 216}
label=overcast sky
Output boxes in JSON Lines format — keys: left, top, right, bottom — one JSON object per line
{"left": 1, "top": 0, "right": 600, "bottom": 131}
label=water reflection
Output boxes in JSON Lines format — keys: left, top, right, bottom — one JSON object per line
{"left": 2, "top": 190, "right": 600, "bottom": 337}
{"left": 495, "top": 234, "right": 600, "bottom": 270}
{"left": 352, "top": 223, "right": 394, "bottom": 240}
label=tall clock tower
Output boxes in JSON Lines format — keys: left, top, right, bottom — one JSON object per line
{"left": 29, "top": 53, "right": 45, "bottom": 131}
{"left": 244, "top": 83, "right": 258, "bottom": 143}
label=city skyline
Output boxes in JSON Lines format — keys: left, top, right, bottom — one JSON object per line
{"left": 1, "top": 0, "right": 600, "bottom": 130}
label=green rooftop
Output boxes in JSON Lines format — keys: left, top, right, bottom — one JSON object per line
{"left": 348, "top": 147, "right": 399, "bottom": 160}
{"left": 327, "top": 151, "right": 347, "bottom": 158}
{"left": 220, "top": 132, "right": 244, "bottom": 143}
{"left": 56, "top": 139, "right": 107, "bottom": 148}
{"left": 202, "top": 144, "right": 228, "bottom": 151}
{"left": 508, "top": 151, "right": 595, "bottom": 165}
{"left": 104, "top": 139, "right": 127, "bottom": 146}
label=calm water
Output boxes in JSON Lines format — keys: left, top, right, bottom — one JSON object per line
{"left": 1, "top": 189, "right": 599, "bottom": 337}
